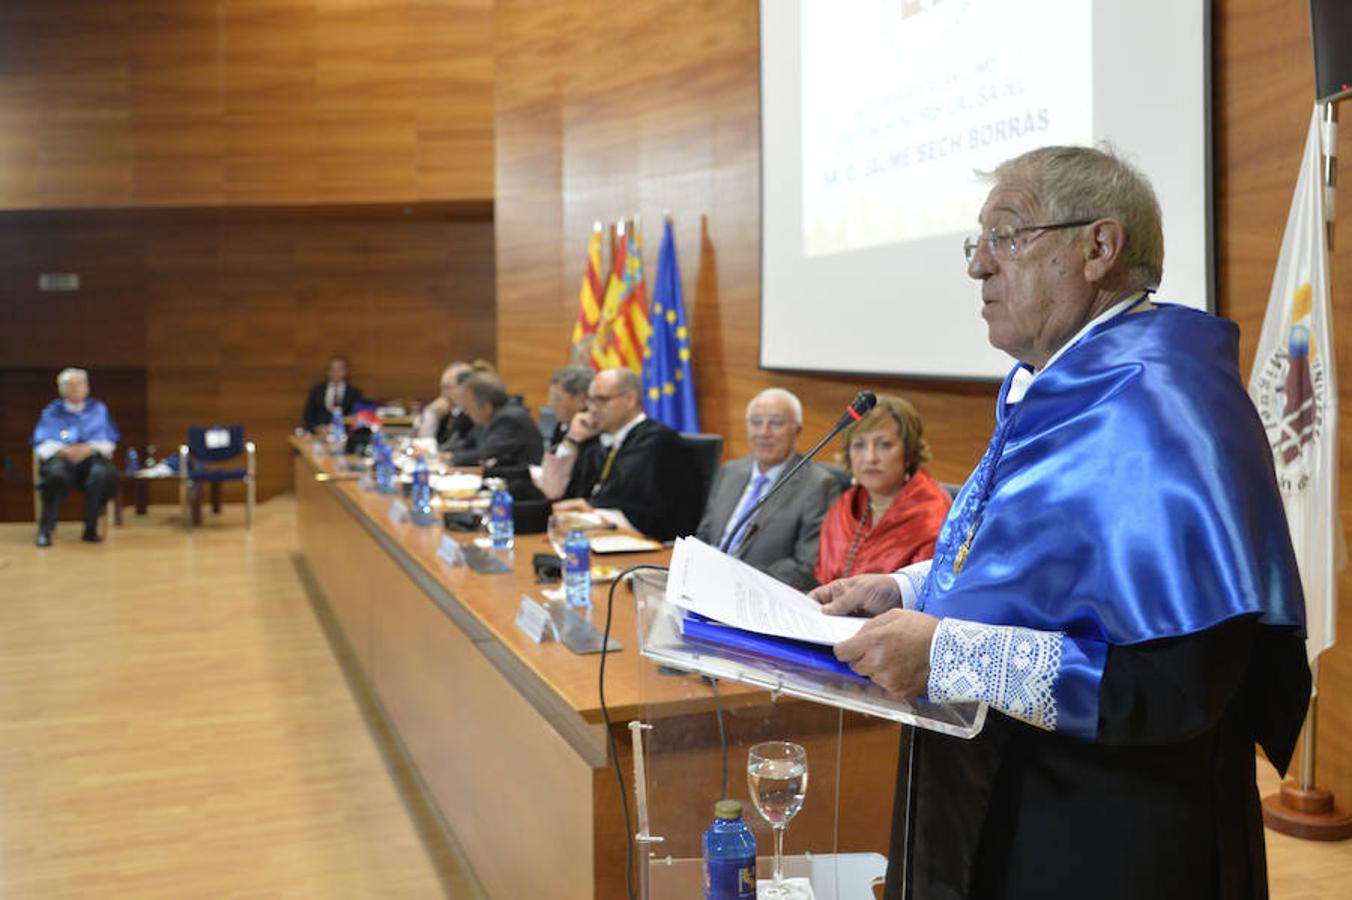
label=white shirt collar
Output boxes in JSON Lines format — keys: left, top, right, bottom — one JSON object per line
{"left": 754, "top": 456, "right": 792, "bottom": 482}
{"left": 1006, "top": 292, "right": 1147, "bottom": 404}
{"left": 600, "top": 412, "right": 647, "bottom": 449}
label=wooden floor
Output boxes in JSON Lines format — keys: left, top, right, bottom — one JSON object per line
{"left": 2, "top": 497, "right": 1351, "bottom": 898}
{"left": 0, "top": 496, "right": 484, "bottom": 899}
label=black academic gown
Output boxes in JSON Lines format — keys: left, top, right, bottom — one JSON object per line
{"left": 563, "top": 417, "right": 702, "bottom": 541}
{"left": 889, "top": 616, "right": 1310, "bottom": 900}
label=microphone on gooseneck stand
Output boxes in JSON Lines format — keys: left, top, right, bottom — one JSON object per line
{"left": 719, "top": 390, "right": 877, "bottom": 554}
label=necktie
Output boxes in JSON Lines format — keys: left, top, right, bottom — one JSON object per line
{"left": 591, "top": 444, "right": 621, "bottom": 497}
{"left": 725, "top": 472, "right": 770, "bottom": 552}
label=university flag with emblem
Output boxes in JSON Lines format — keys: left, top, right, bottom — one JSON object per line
{"left": 641, "top": 219, "right": 699, "bottom": 431}
{"left": 1248, "top": 103, "right": 1344, "bottom": 671}
{"left": 570, "top": 222, "right": 605, "bottom": 358}
{"left": 590, "top": 219, "right": 652, "bottom": 372}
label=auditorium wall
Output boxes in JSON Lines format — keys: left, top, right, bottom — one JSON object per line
{"left": 0, "top": 207, "right": 496, "bottom": 504}
{"left": 493, "top": 0, "right": 1352, "bottom": 802}
{"left": 0, "top": 0, "right": 494, "bottom": 209}
{"left": 0, "top": 0, "right": 497, "bottom": 507}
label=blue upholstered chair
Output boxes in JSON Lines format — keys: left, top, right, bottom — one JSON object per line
{"left": 178, "top": 426, "right": 256, "bottom": 530}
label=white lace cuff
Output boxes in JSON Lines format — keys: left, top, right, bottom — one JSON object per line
{"left": 891, "top": 559, "right": 933, "bottom": 610}
{"left": 927, "top": 617, "right": 1063, "bottom": 731}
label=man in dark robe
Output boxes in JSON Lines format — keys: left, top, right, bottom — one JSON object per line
{"left": 301, "top": 355, "right": 366, "bottom": 432}
{"left": 811, "top": 146, "right": 1310, "bottom": 899}
{"left": 548, "top": 367, "right": 701, "bottom": 541}
{"left": 449, "top": 372, "right": 543, "bottom": 469}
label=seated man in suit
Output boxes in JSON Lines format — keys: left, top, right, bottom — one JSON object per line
{"left": 547, "top": 367, "right": 701, "bottom": 541}
{"left": 545, "top": 365, "right": 594, "bottom": 449}
{"left": 413, "top": 361, "right": 470, "bottom": 445}
{"left": 413, "top": 359, "right": 496, "bottom": 452}
{"left": 302, "top": 355, "right": 366, "bottom": 433}
{"left": 449, "top": 372, "right": 544, "bottom": 468}
{"left": 696, "top": 388, "right": 842, "bottom": 590}
{"left": 30, "top": 367, "right": 121, "bottom": 547}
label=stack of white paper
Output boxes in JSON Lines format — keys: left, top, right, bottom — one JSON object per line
{"left": 665, "top": 537, "right": 865, "bottom": 646}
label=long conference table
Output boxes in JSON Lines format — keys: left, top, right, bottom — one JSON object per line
{"left": 292, "top": 437, "right": 900, "bottom": 898}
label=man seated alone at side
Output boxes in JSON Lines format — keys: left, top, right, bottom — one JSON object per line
{"left": 302, "top": 355, "right": 366, "bottom": 433}
{"left": 448, "top": 372, "right": 544, "bottom": 468}
{"left": 30, "top": 367, "right": 121, "bottom": 547}
{"left": 543, "top": 367, "right": 702, "bottom": 541}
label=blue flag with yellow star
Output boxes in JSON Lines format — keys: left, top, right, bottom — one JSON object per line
{"left": 641, "top": 220, "right": 700, "bottom": 432}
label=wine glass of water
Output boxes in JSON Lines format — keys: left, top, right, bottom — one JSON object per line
{"left": 747, "top": 741, "right": 809, "bottom": 898}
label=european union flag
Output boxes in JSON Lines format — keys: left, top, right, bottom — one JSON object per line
{"left": 641, "top": 219, "right": 700, "bottom": 432}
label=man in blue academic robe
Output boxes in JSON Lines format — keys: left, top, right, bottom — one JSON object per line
{"left": 813, "top": 147, "right": 1309, "bottom": 899}
{"left": 31, "top": 367, "right": 121, "bottom": 547}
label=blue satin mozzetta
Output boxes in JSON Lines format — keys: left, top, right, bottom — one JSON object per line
{"left": 31, "top": 398, "right": 121, "bottom": 447}
{"left": 918, "top": 303, "right": 1305, "bottom": 740}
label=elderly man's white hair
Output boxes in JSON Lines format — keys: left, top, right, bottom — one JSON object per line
{"left": 57, "top": 367, "right": 89, "bottom": 387}
{"left": 746, "top": 387, "right": 803, "bottom": 426}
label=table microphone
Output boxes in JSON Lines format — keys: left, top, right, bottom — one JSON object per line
{"left": 719, "top": 391, "right": 876, "bottom": 554}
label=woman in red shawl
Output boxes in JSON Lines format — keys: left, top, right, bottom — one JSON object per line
{"left": 814, "top": 394, "right": 950, "bottom": 584}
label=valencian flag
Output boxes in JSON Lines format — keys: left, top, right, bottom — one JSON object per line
{"left": 641, "top": 218, "right": 699, "bottom": 431}
{"left": 570, "top": 222, "right": 605, "bottom": 359}
{"left": 1248, "top": 103, "right": 1344, "bottom": 672}
{"left": 590, "top": 219, "right": 652, "bottom": 372}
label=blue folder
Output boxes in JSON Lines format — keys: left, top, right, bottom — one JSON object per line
{"left": 679, "top": 612, "right": 868, "bottom": 682}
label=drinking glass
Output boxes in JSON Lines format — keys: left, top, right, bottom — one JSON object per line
{"left": 747, "top": 741, "right": 809, "bottom": 898}
{"left": 547, "top": 514, "right": 571, "bottom": 558}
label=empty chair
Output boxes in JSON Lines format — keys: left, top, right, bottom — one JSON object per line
{"left": 680, "top": 431, "right": 724, "bottom": 523}
{"left": 179, "top": 425, "right": 256, "bottom": 529}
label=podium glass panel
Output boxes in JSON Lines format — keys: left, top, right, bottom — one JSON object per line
{"left": 628, "top": 571, "right": 985, "bottom": 899}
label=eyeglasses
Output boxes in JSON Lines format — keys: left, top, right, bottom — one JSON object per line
{"left": 746, "top": 416, "right": 792, "bottom": 430}
{"left": 586, "top": 392, "right": 619, "bottom": 406}
{"left": 962, "top": 218, "right": 1097, "bottom": 263}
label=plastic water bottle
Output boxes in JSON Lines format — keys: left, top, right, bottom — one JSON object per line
{"left": 329, "top": 408, "right": 347, "bottom": 454}
{"left": 411, "top": 456, "right": 432, "bottom": 520}
{"left": 375, "top": 437, "right": 396, "bottom": 495}
{"left": 703, "top": 800, "right": 757, "bottom": 900}
{"left": 488, "top": 480, "right": 514, "bottom": 549}
{"left": 125, "top": 447, "right": 139, "bottom": 476}
{"left": 564, "top": 528, "right": 592, "bottom": 609}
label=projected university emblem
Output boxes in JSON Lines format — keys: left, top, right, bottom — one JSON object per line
{"left": 1252, "top": 283, "right": 1329, "bottom": 495}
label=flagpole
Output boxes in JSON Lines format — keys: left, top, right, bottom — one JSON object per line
{"left": 1296, "top": 99, "right": 1337, "bottom": 794}
{"left": 1262, "top": 96, "right": 1352, "bottom": 841}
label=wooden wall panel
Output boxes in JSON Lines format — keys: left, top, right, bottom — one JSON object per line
{"left": 1217, "top": 0, "right": 1352, "bottom": 815}
{"left": 0, "top": 0, "right": 493, "bottom": 209}
{"left": 495, "top": 0, "right": 1352, "bottom": 807}
{"left": 0, "top": 207, "right": 496, "bottom": 511}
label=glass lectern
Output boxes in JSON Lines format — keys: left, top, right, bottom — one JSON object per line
{"left": 629, "top": 571, "right": 985, "bottom": 899}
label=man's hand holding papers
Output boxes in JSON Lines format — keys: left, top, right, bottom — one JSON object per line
{"left": 809, "top": 572, "right": 940, "bottom": 698}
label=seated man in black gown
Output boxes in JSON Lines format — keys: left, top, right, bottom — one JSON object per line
{"left": 546, "top": 367, "right": 701, "bottom": 541}
{"left": 448, "top": 372, "right": 543, "bottom": 468}
{"left": 301, "top": 355, "right": 366, "bottom": 433}
{"left": 30, "top": 367, "right": 121, "bottom": 547}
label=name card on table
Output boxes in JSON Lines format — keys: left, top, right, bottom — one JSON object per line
{"left": 516, "top": 595, "right": 560, "bottom": 644}
{"left": 388, "top": 499, "right": 411, "bottom": 525}
{"left": 437, "top": 534, "right": 466, "bottom": 567}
